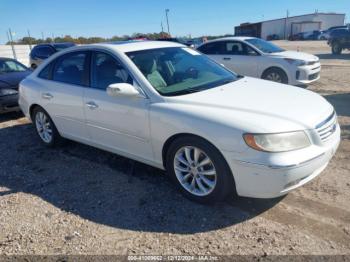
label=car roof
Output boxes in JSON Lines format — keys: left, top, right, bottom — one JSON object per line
{"left": 34, "top": 42, "right": 75, "bottom": 48}
{"left": 203, "top": 36, "right": 256, "bottom": 43}
{"left": 90, "top": 40, "right": 185, "bottom": 53}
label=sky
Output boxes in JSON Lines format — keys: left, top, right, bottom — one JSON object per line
{"left": 0, "top": 0, "right": 349, "bottom": 43}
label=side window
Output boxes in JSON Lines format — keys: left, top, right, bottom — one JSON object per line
{"left": 244, "top": 44, "right": 259, "bottom": 56}
{"left": 225, "top": 41, "right": 244, "bottom": 55}
{"left": 38, "top": 62, "right": 52, "bottom": 80}
{"left": 225, "top": 41, "right": 259, "bottom": 56}
{"left": 197, "top": 42, "right": 224, "bottom": 55}
{"left": 52, "top": 52, "right": 87, "bottom": 86}
{"left": 91, "top": 51, "right": 132, "bottom": 90}
{"left": 36, "top": 46, "right": 55, "bottom": 59}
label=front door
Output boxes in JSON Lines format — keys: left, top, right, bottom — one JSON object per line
{"left": 215, "top": 41, "right": 260, "bottom": 77}
{"left": 83, "top": 51, "right": 153, "bottom": 161}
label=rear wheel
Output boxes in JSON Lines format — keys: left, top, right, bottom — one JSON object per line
{"left": 32, "top": 107, "right": 63, "bottom": 147}
{"left": 262, "top": 68, "right": 288, "bottom": 84}
{"left": 166, "top": 136, "right": 235, "bottom": 203}
{"left": 331, "top": 42, "right": 342, "bottom": 55}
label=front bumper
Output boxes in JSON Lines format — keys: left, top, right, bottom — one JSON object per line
{"left": 0, "top": 94, "right": 19, "bottom": 113}
{"left": 223, "top": 124, "right": 340, "bottom": 198}
{"left": 291, "top": 62, "right": 321, "bottom": 85}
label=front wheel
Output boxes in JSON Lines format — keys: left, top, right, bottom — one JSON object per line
{"left": 331, "top": 43, "right": 342, "bottom": 55}
{"left": 262, "top": 68, "right": 288, "bottom": 84}
{"left": 33, "top": 107, "right": 62, "bottom": 147}
{"left": 166, "top": 136, "right": 235, "bottom": 203}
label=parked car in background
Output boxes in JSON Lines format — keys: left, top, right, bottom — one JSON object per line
{"left": 184, "top": 39, "right": 203, "bottom": 48}
{"left": 267, "top": 34, "right": 280, "bottom": 41}
{"left": 0, "top": 58, "right": 31, "bottom": 113}
{"left": 19, "top": 41, "right": 340, "bottom": 203}
{"left": 304, "top": 30, "right": 321, "bottom": 40}
{"left": 29, "top": 42, "right": 75, "bottom": 69}
{"left": 289, "top": 31, "right": 321, "bottom": 41}
{"left": 328, "top": 27, "right": 350, "bottom": 54}
{"left": 289, "top": 32, "right": 304, "bottom": 41}
{"left": 318, "top": 30, "right": 329, "bottom": 40}
{"left": 319, "top": 25, "right": 349, "bottom": 41}
{"left": 197, "top": 37, "right": 321, "bottom": 86}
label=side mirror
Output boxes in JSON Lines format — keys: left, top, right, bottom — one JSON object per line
{"left": 107, "top": 83, "right": 141, "bottom": 97}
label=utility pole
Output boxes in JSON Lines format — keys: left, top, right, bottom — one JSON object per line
{"left": 27, "top": 30, "right": 32, "bottom": 50}
{"left": 8, "top": 28, "right": 17, "bottom": 60}
{"left": 165, "top": 9, "right": 170, "bottom": 36}
{"left": 41, "top": 32, "right": 44, "bottom": 41}
{"left": 52, "top": 33, "right": 55, "bottom": 43}
{"left": 284, "top": 10, "right": 289, "bottom": 40}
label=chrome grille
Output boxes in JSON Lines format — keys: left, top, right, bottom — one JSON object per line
{"left": 316, "top": 111, "right": 337, "bottom": 141}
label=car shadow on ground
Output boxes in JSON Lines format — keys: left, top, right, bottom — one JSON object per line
{"left": 315, "top": 53, "right": 350, "bottom": 60}
{"left": 324, "top": 92, "right": 350, "bottom": 118}
{"left": 0, "top": 116, "right": 283, "bottom": 234}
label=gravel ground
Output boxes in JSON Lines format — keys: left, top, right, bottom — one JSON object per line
{"left": 0, "top": 40, "right": 349, "bottom": 256}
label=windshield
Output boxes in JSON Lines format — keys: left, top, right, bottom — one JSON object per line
{"left": 246, "top": 38, "right": 284, "bottom": 53}
{"left": 0, "top": 59, "right": 27, "bottom": 74}
{"left": 127, "top": 47, "right": 238, "bottom": 96}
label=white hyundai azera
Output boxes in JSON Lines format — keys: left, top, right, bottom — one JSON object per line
{"left": 19, "top": 41, "right": 340, "bottom": 203}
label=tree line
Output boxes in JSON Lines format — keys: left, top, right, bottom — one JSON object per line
{"left": 6, "top": 32, "right": 234, "bottom": 45}
{"left": 6, "top": 32, "right": 171, "bottom": 45}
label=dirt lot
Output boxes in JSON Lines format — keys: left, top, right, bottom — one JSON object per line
{"left": 0, "top": 40, "right": 349, "bottom": 256}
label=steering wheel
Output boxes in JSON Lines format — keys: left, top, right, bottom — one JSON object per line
{"left": 185, "top": 67, "right": 199, "bottom": 79}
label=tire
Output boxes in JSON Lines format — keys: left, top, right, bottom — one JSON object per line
{"left": 32, "top": 107, "right": 63, "bottom": 147}
{"left": 331, "top": 42, "right": 342, "bottom": 55}
{"left": 166, "top": 136, "right": 236, "bottom": 204}
{"left": 262, "top": 67, "right": 288, "bottom": 84}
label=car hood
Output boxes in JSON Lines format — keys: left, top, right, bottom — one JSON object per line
{"left": 0, "top": 70, "right": 31, "bottom": 89}
{"left": 266, "top": 50, "right": 319, "bottom": 62}
{"left": 166, "top": 77, "right": 333, "bottom": 132}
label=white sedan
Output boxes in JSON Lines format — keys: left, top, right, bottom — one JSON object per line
{"left": 19, "top": 41, "right": 340, "bottom": 203}
{"left": 197, "top": 37, "right": 321, "bottom": 86}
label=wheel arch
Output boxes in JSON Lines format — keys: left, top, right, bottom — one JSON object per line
{"left": 29, "top": 103, "right": 42, "bottom": 121}
{"left": 161, "top": 133, "right": 229, "bottom": 171}
{"left": 261, "top": 66, "right": 289, "bottom": 83}
{"left": 161, "top": 132, "right": 237, "bottom": 196}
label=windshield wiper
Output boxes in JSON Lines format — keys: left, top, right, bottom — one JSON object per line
{"left": 166, "top": 88, "right": 203, "bottom": 96}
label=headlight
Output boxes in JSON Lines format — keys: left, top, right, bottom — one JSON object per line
{"left": 284, "top": 58, "right": 307, "bottom": 66}
{"left": 243, "top": 131, "right": 310, "bottom": 152}
{"left": 0, "top": 88, "right": 18, "bottom": 96}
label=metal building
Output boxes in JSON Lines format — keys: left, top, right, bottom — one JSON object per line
{"left": 235, "top": 12, "right": 346, "bottom": 40}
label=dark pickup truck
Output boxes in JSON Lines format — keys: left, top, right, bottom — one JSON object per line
{"left": 328, "top": 27, "right": 350, "bottom": 54}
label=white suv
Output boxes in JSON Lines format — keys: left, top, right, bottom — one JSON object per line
{"left": 197, "top": 37, "right": 321, "bottom": 86}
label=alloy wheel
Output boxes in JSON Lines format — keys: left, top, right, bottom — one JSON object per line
{"left": 174, "top": 146, "right": 217, "bottom": 196}
{"left": 266, "top": 72, "right": 282, "bottom": 83}
{"left": 35, "top": 111, "right": 53, "bottom": 143}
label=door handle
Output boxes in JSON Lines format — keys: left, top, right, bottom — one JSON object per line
{"left": 86, "top": 101, "right": 99, "bottom": 110}
{"left": 42, "top": 93, "right": 53, "bottom": 100}
{"left": 223, "top": 57, "right": 231, "bottom": 60}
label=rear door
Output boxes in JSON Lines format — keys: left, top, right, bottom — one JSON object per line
{"left": 39, "top": 51, "right": 89, "bottom": 141}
